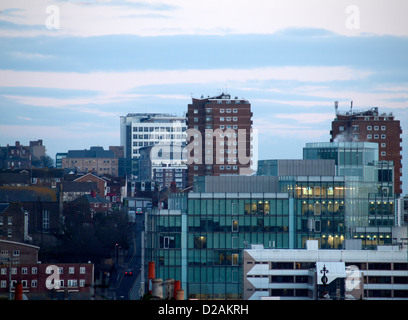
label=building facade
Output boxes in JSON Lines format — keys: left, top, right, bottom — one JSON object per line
{"left": 139, "top": 144, "right": 188, "bottom": 190}
{"left": 330, "top": 103, "right": 403, "bottom": 195}
{"left": 145, "top": 161, "right": 400, "bottom": 299}
{"left": 120, "top": 113, "right": 187, "bottom": 178}
{"left": 244, "top": 239, "right": 408, "bottom": 300}
{"left": 61, "top": 146, "right": 120, "bottom": 177}
{"left": 187, "top": 93, "right": 253, "bottom": 187}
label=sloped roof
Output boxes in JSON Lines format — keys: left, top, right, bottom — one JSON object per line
{"left": 0, "top": 186, "right": 58, "bottom": 202}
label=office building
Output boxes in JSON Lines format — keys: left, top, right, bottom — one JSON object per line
{"left": 120, "top": 113, "right": 187, "bottom": 178}
{"left": 244, "top": 239, "right": 408, "bottom": 300}
{"left": 330, "top": 103, "right": 403, "bottom": 195}
{"left": 186, "top": 93, "right": 253, "bottom": 187}
{"left": 139, "top": 144, "right": 188, "bottom": 190}
{"left": 145, "top": 144, "right": 399, "bottom": 299}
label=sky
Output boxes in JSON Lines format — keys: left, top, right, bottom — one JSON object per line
{"left": 0, "top": 0, "right": 407, "bottom": 193}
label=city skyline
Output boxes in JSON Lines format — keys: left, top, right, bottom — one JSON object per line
{"left": 0, "top": 0, "right": 407, "bottom": 193}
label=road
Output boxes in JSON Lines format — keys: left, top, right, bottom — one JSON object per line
{"left": 109, "top": 214, "right": 144, "bottom": 300}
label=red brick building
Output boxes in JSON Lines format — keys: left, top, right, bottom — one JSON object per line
{"left": 330, "top": 103, "right": 403, "bottom": 195}
{"left": 74, "top": 173, "right": 107, "bottom": 198}
{"left": 0, "top": 240, "right": 94, "bottom": 300}
{"left": 187, "top": 93, "right": 253, "bottom": 187}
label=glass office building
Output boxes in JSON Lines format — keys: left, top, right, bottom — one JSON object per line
{"left": 146, "top": 191, "right": 292, "bottom": 299}
{"left": 144, "top": 142, "right": 398, "bottom": 299}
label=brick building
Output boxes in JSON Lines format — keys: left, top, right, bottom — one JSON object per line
{"left": 73, "top": 173, "right": 107, "bottom": 198}
{"left": 187, "top": 93, "right": 253, "bottom": 187}
{"left": 62, "top": 146, "right": 120, "bottom": 177}
{"left": 0, "top": 240, "right": 94, "bottom": 300}
{"left": 330, "top": 103, "right": 403, "bottom": 195}
{"left": 0, "top": 187, "right": 61, "bottom": 245}
{"left": 0, "top": 141, "right": 31, "bottom": 170}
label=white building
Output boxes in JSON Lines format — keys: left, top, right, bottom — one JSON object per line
{"left": 244, "top": 239, "right": 408, "bottom": 300}
{"left": 120, "top": 113, "right": 187, "bottom": 160}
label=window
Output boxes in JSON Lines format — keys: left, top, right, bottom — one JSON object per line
{"left": 220, "top": 109, "right": 224, "bottom": 113}
{"left": 194, "top": 236, "right": 207, "bottom": 249}
{"left": 22, "top": 267, "right": 27, "bottom": 274}
{"left": 381, "top": 134, "right": 386, "bottom": 139}
{"left": 232, "top": 220, "right": 239, "bottom": 232}
{"left": 68, "top": 280, "right": 78, "bottom": 287}
{"left": 381, "top": 126, "right": 386, "bottom": 131}
{"left": 13, "top": 250, "right": 20, "bottom": 257}
{"left": 31, "top": 280, "right": 37, "bottom": 288}
{"left": 232, "top": 253, "right": 239, "bottom": 265}
{"left": 43, "top": 210, "right": 50, "bottom": 232}
{"left": 69, "top": 267, "right": 75, "bottom": 274}
{"left": 374, "top": 126, "right": 379, "bottom": 130}
{"left": 32, "top": 267, "right": 37, "bottom": 274}
{"left": 233, "top": 109, "right": 238, "bottom": 113}
{"left": 381, "top": 143, "right": 386, "bottom": 148}
{"left": 367, "top": 134, "right": 372, "bottom": 139}
{"left": 367, "top": 126, "right": 372, "bottom": 131}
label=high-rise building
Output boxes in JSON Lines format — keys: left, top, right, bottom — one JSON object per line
{"left": 186, "top": 93, "right": 253, "bottom": 187}
{"left": 120, "top": 113, "right": 187, "bottom": 178}
{"left": 330, "top": 102, "right": 403, "bottom": 195}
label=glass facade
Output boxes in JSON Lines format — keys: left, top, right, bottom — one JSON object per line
{"left": 280, "top": 176, "right": 346, "bottom": 249}
{"left": 146, "top": 192, "right": 291, "bottom": 299}
{"left": 144, "top": 141, "right": 398, "bottom": 299}
{"left": 186, "top": 193, "right": 290, "bottom": 299}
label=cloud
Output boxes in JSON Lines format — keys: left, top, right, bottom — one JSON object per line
{"left": 1, "top": 0, "right": 408, "bottom": 37}
{"left": 0, "top": 66, "right": 372, "bottom": 95}
{"left": 275, "top": 112, "right": 334, "bottom": 124}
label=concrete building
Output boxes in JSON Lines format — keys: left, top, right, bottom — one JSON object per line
{"left": 186, "top": 93, "right": 254, "bottom": 187}
{"left": 330, "top": 103, "right": 403, "bottom": 195}
{"left": 120, "top": 113, "right": 187, "bottom": 178}
{"left": 139, "top": 144, "right": 188, "bottom": 190}
{"left": 244, "top": 239, "right": 408, "bottom": 300}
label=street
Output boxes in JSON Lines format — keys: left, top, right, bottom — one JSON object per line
{"left": 108, "top": 214, "right": 144, "bottom": 300}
